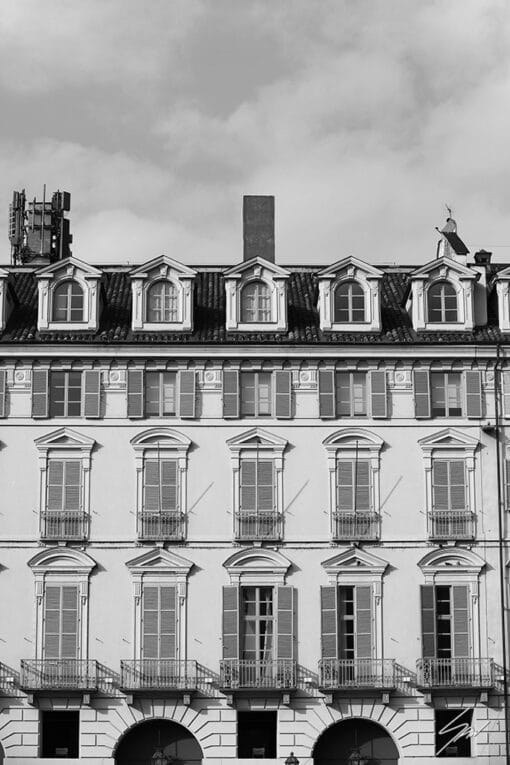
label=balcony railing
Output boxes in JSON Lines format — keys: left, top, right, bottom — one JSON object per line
{"left": 40, "top": 511, "right": 88, "bottom": 541}
{"left": 120, "top": 660, "right": 199, "bottom": 691}
{"left": 319, "top": 659, "right": 396, "bottom": 689}
{"left": 0, "top": 662, "right": 17, "bottom": 693}
{"left": 235, "top": 511, "right": 282, "bottom": 541}
{"left": 220, "top": 659, "right": 296, "bottom": 690}
{"left": 20, "top": 660, "right": 98, "bottom": 691}
{"left": 428, "top": 510, "right": 475, "bottom": 540}
{"left": 333, "top": 512, "right": 380, "bottom": 541}
{"left": 417, "top": 658, "right": 493, "bottom": 689}
{"left": 138, "top": 511, "right": 185, "bottom": 541}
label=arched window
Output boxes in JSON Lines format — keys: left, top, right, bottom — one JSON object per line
{"left": 333, "top": 281, "right": 365, "bottom": 322}
{"left": 146, "top": 281, "right": 179, "bottom": 323}
{"left": 52, "top": 281, "right": 84, "bottom": 322}
{"left": 240, "top": 281, "right": 271, "bottom": 323}
{"left": 427, "top": 281, "right": 458, "bottom": 323}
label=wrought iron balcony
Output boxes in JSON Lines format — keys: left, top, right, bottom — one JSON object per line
{"left": 416, "top": 658, "right": 493, "bottom": 689}
{"left": 120, "top": 660, "right": 199, "bottom": 692}
{"left": 220, "top": 659, "right": 296, "bottom": 690}
{"left": 332, "top": 512, "right": 380, "bottom": 541}
{"left": 428, "top": 510, "right": 475, "bottom": 541}
{"left": 235, "top": 511, "right": 282, "bottom": 541}
{"left": 138, "top": 511, "right": 185, "bottom": 541}
{"left": 0, "top": 662, "right": 17, "bottom": 693}
{"left": 319, "top": 659, "right": 396, "bottom": 690}
{"left": 40, "top": 511, "right": 88, "bottom": 541}
{"left": 20, "top": 660, "right": 98, "bottom": 692}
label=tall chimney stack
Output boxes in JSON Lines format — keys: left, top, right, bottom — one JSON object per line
{"left": 243, "top": 195, "right": 275, "bottom": 263}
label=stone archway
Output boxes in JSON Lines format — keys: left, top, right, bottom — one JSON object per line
{"left": 115, "top": 719, "right": 203, "bottom": 765}
{"left": 313, "top": 718, "right": 399, "bottom": 765}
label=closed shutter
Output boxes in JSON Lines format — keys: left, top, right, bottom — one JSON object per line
{"left": 370, "top": 370, "right": 388, "bottom": 418}
{"left": 421, "top": 585, "right": 436, "bottom": 658}
{"left": 276, "top": 586, "right": 294, "bottom": 660}
{"left": 274, "top": 371, "right": 292, "bottom": 419}
{"left": 222, "top": 586, "right": 239, "bottom": 659}
{"left": 64, "top": 461, "right": 81, "bottom": 511}
{"left": 83, "top": 370, "right": 101, "bottom": 418}
{"left": 318, "top": 369, "right": 336, "bottom": 418}
{"left": 414, "top": 370, "right": 431, "bottom": 418}
{"left": 0, "top": 370, "right": 6, "bottom": 418}
{"left": 449, "top": 461, "right": 466, "bottom": 510}
{"left": 337, "top": 461, "right": 354, "bottom": 511}
{"left": 142, "top": 585, "right": 177, "bottom": 659}
{"left": 320, "top": 586, "right": 338, "bottom": 660}
{"left": 257, "top": 461, "right": 274, "bottom": 511}
{"left": 179, "top": 371, "right": 196, "bottom": 418}
{"left": 144, "top": 460, "right": 161, "bottom": 511}
{"left": 48, "top": 460, "right": 64, "bottom": 511}
{"left": 43, "top": 586, "right": 62, "bottom": 659}
{"left": 61, "top": 586, "right": 79, "bottom": 659}
{"left": 223, "top": 371, "right": 240, "bottom": 418}
{"left": 502, "top": 371, "right": 510, "bottom": 418}
{"left": 127, "top": 370, "right": 144, "bottom": 418}
{"left": 240, "top": 460, "right": 257, "bottom": 512}
{"left": 432, "top": 460, "right": 449, "bottom": 511}
{"left": 161, "top": 460, "right": 178, "bottom": 511}
{"left": 452, "top": 585, "right": 469, "bottom": 658}
{"left": 355, "top": 586, "right": 372, "bottom": 659}
{"left": 465, "top": 371, "right": 482, "bottom": 418}
{"left": 44, "top": 585, "right": 79, "bottom": 660}
{"left": 32, "top": 369, "right": 49, "bottom": 418}
{"left": 142, "top": 586, "right": 159, "bottom": 659}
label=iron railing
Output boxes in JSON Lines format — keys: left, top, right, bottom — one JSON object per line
{"left": 40, "top": 511, "right": 88, "bottom": 541}
{"left": 428, "top": 510, "right": 475, "bottom": 540}
{"left": 333, "top": 512, "right": 380, "bottom": 541}
{"left": 120, "top": 660, "right": 199, "bottom": 691}
{"left": 0, "top": 662, "right": 17, "bottom": 693}
{"left": 319, "top": 659, "right": 395, "bottom": 689}
{"left": 235, "top": 512, "right": 282, "bottom": 541}
{"left": 20, "top": 659, "right": 98, "bottom": 691}
{"left": 417, "top": 658, "right": 493, "bottom": 688}
{"left": 138, "top": 511, "right": 185, "bottom": 541}
{"left": 220, "top": 659, "right": 296, "bottom": 690}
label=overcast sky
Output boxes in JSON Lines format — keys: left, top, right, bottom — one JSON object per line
{"left": 2, "top": 0, "right": 510, "bottom": 266}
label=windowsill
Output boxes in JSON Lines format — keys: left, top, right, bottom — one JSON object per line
{"left": 322, "top": 322, "right": 380, "bottom": 332}
{"left": 42, "top": 323, "right": 95, "bottom": 332}
{"left": 133, "top": 322, "right": 191, "bottom": 332}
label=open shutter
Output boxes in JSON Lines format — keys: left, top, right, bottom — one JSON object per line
{"left": 0, "top": 370, "right": 6, "bottom": 418}
{"left": 421, "top": 585, "right": 436, "bottom": 658}
{"left": 223, "top": 371, "right": 240, "bottom": 419}
{"left": 47, "top": 460, "right": 64, "bottom": 511}
{"left": 320, "top": 586, "right": 338, "bottom": 660}
{"left": 370, "top": 370, "right": 388, "bottom": 418}
{"left": 179, "top": 371, "right": 196, "bottom": 418}
{"left": 61, "top": 586, "right": 79, "bottom": 659}
{"left": 355, "top": 586, "right": 372, "bottom": 659}
{"left": 32, "top": 369, "right": 49, "bottom": 418}
{"left": 43, "top": 586, "right": 62, "bottom": 659}
{"left": 222, "top": 586, "right": 239, "bottom": 659}
{"left": 318, "top": 370, "right": 336, "bottom": 418}
{"left": 506, "top": 459, "right": 510, "bottom": 511}
{"left": 64, "top": 461, "right": 82, "bottom": 511}
{"left": 83, "top": 370, "right": 101, "bottom": 418}
{"left": 274, "top": 371, "right": 292, "bottom": 419}
{"left": 465, "top": 371, "right": 482, "bottom": 418}
{"left": 127, "top": 370, "right": 144, "bottom": 418}
{"left": 142, "top": 586, "right": 159, "bottom": 659}
{"left": 276, "top": 586, "right": 294, "bottom": 660}
{"left": 452, "top": 585, "right": 469, "bottom": 658}
{"left": 502, "top": 371, "right": 510, "bottom": 418}
{"left": 413, "top": 370, "right": 431, "bottom": 419}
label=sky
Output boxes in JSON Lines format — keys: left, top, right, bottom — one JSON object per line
{"left": 1, "top": 0, "right": 510, "bottom": 266}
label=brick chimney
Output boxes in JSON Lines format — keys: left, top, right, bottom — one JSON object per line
{"left": 243, "top": 195, "right": 275, "bottom": 262}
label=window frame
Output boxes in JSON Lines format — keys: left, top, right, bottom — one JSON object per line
{"left": 146, "top": 280, "right": 180, "bottom": 324}
{"left": 51, "top": 280, "right": 85, "bottom": 323}
{"left": 430, "top": 371, "right": 463, "bottom": 417}
{"left": 333, "top": 280, "right": 365, "bottom": 323}
{"left": 240, "top": 371, "right": 273, "bottom": 417}
{"left": 427, "top": 281, "right": 459, "bottom": 324}
{"left": 49, "top": 370, "right": 83, "bottom": 418}
{"left": 240, "top": 280, "right": 272, "bottom": 323}
{"left": 144, "top": 370, "right": 178, "bottom": 418}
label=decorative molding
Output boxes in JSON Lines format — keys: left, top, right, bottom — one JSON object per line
{"left": 317, "top": 256, "right": 383, "bottom": 333}
{"left": 35, "top": 256, "right": 102, "bottom": 332}
{"left": 223, "top": 547, "right": 291, "bottom": 585}
{"left": 130, "top": 255, "right": 196, "bottom": 332}
{"left": 223, "top": 256, "right": 289, "bottom": 332}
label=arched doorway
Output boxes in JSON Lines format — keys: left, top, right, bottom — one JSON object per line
{"left": 115, "top": 719, "right": 202, "bottom": 765}
{"left": 313, "top": 718, "right": 399, "bottom": 765}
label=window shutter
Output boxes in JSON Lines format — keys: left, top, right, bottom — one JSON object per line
{"left": 452, "top": 586, "right": 469, "bottom": 658}
{"left": 44, "top": 585, "right": 78, "bottom": 660}
{"left": 240, "top": 460, "right": 257, "bottom": 512}
{"left": 127, "top": 370, "right": 144, "bottom": 418}
{"left": 142, "top": 586, "right": 159, "bottom": 659}
{"left": 61, "top": 586, "right": 79, "bottom": 659}
{"left": 48, "top": 461, "right": 65, "bottom": 511}
{"left": 319, "top": 370, "right": 336, "bottom": 419}
{"left": 43, "top": 586, "right": 62, "bottom": 659}
{"left": 143, "top": 586, "right": 176, "bottom": 659}
{"left": 337, "top": 461, "right": 354, "bottom": 512}
{"left": 465, "top": 371, "right": 482, "bottom": 418}
{"left": 222, "top": 586, "right": 239, "bottom": 659}
{"left": 413, "top": 370, "right": 431, "bottom": 418}
{"left": 223, "top": 371, "right": 240, "bottom": 419}
{"left": 144, "top": 460, "right": 161, "bottom": 512}
{"left": 370, "top": 370, "right": 388, "bottom": 418}
{"left": 160, "top": 460, "right": 178, "bottom": 511}
{"left": 274, "top": 371, "right": 292, "bottom": 419}
{"left": 32, "top": 369, "right": 49, "bottom": 418}
{"left": 432, "top": 460, "right": 450, "bottom": 511}
{"left": 179, "top": 371, "right": 196, "bottom": 418}
{"left": 64, "top": 461, "right": 81, "bottom": 511}
{"left": 257, "top": 461, "right": 274, "bottom": 511}
{"left": 276, "top": 586, "right": 294, "bottom": 660}
{"left": 449, "top": 461, "right": 466, "bottom": 511}
{"left": 355, "top": 460, "right": 371, "bottom": 511}
{"left": 502, "top": 371, "right": 510, "bottom": 418}
{"left": 0, "top": 370, "right": 6, "bottom": 418}
{"left": 320, "top": 586, "right": 338, "bottom": 660}
{"left": 420, "top": 585, "right": 436, "bottom": 658}
{"left": 355, "top": 585, "right": 372, "bottom": 659}
{"left": 83, "top": 370, "right": 101, "bottom": 418}
{"left": 159, "top": 585, "right": 177, "bottom": 659}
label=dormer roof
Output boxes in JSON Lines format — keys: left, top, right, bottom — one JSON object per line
{"left": 35, "top": 256, "right": 102, "bottom": 280}
{"left": 317, "top": 255, "right": 384, "bottom": 280}
{"left": 224, "top": 256, "right": 290, "bottom": 279}
{"left": 411, "top": 256, "right": 478, "bottom": 281}
{"left": 129, "top": 254, "right": 197, "bottom": 279}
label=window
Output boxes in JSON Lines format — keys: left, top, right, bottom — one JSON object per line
{"left": 421, "top": 585, "right": 469, "bottom": 661}
{"left": 237, "top": 712, "right": 277, "bottom": 759}
{"left": 338, "top": 586, "right": 372, "bottom": 661}
{"left": 241, "top": 372, "right": 272, "bottom": 416}
{"left": 223, "top": 370, "right": 292, "bottom": 419}
{"left": 435, "top": 709, "right": 472, "bottom": 757}
{"left": 413, "top": 370, "right": 482, "bottom": 419}
{"left": 318, "top": 370, "right": 388, "bottom": 419}
{"left": 41, "top": 711, "right": 80, "bottom": 758}
{"left": 44, "top": 585, "right": 79, "bottom": 660}
{"left": 336, "top": 372, "right": 368, "bottom": 416}
{"left": 32, "top": 370, "right": 102, "bottom": 419}
{"left": 52, "top": 281, "right": 84, "bottom": 322}
{"left": 336, "top": 459, "right": 372, "bottom": 512}
{"left": 141, "top": 585, "right": 177, "bottom": 660}
{"left": 240, "top": 281, "right": 271, "bottom": 323}
{"left": 50, "top": 372, "right": 82, "bottom": 417}
{"left": 127, "top": 370, "right": 196, "bottom": 419}
{"left": 147, "top": 281, "right": 179, "bottom": 323}
{"left": 431, "top": 372, "right": 462, "bottom": 417}
{"left": 427, "top": 281, "right": 458, "bottom": 323}
{"left": 145, "top": 372, "right": 177, "bottom": 417}
{"left": 333, "top": 281, "right": 365, "bottom": 322}
{"left": 241, "top": 586, "right": 274, "bottom": 662}
{"left": 432, "top": 460, "right": 466, "bottom": 512}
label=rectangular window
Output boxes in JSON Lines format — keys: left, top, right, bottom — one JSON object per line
{"left": 41, "top": 710, "right": 80, "bottom": 758}
{"left": 43, "top": 585, "right": 79, "bottom": 660}
{"left": 421, "top": 585, "right": 469, "bottom": 659}
{"left": 143, "top": 459, "right": 178, "bottom": 512}
{"left": 336, "top": 459, "right": 372, "bottom": 512}
{"left": 47, "top": 460, "right": 82, "bottom": 512}
{"left": 241, "top": 587, "right": 274, "bottom": 662}
{"left": 338, "top": 585, "right": 372, "bottom": 660}
{"left": 240, "top": 372, "right": 272, "bottom": 416}
{"left": 240, "top": 459, "right": 274, "bottom": 513}
{"left": 430, "top": 372, "right": 462, "bottom": 417}
{"left": 432, "top": 460, "right": 466, "bottom": 511}
{"left": 145, "top": 371, "right": 177, "bottom": 417}
{"left": 142, "top": 585, "right": 176, "bottom": 660}
{"left": 336, "top": 372, "right": 368, "bottom": 416}
{"left": 50, "top": 372, "right": 82, "bottom": 417}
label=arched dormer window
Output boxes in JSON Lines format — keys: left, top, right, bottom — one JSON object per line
{"left": 52, "top": 281, "right": 84, "bottom": 322}
{"left": 333, "top": 281, "right": 365, "bottom": 323}
{"left": 146, "top": 281, "right": 179, "bottom": 323}
{"left": 240, "top": 281, "right": 271, "bottom": 323}
{"left": 427, "top": 281, "right": 458, "bottom": 323}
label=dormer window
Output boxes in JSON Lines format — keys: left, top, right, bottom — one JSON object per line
{"left": 240, "top": 281, "right": 271, "bottom": 323}
{"left": 146, "top": 281, "right": 179, "bottom": 323}
{"left": 36, "top": 257, "right": 102, "bottom": 333}
{"left": 427, "top": 281, "right": 458, "bottom": 323}
{"left": 409, "top": 258, "right": 478, "bottom": 332}
{"left": 318, "top": 257, "right": 382, "bottom": 333}
{"left": 333, "top": 281, "right": 365, "bottom": 323}
{"left": 130, "top": 256, "right": 196, "bottom": 332}
{"left": 52, "top": 281, "right": 85, "bottom": 322}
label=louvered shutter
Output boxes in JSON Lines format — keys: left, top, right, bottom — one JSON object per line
{"left": 144, "top": 460, "right": 161, "bottom": 511}
{"left": 452, "top": 586, "right": 469, "bottom": 658}
{"left": 274, "top": 371, "right": 292, "bottom": 419}
{"left": 32, "top": 369, "right": 49, "bottom": 418}
{"left": 370, "top": 370, "right": 388, "bottom": 418}
{"left": 179, "top": 371, "right": 196, "bottom": 418}
{"left": 421, "top": 585, "right": 436, "bottom": 658}
{"left": 64, "top": 461, "right": 81, "bottom": 511}
{"left": 449, "top": 461, "right": 466, "bottom": 510}
{"left": 61, "top": 586, "right": 79, "bottom": 659}
{"left": 159, "top": 586, "right": 177, "bottom": 659}
{"left": 222, "top": 586, "right": 239, "bottom": 659}
{"left": 127, "top": 370, "right": 144, "bottom": 418}
{"left": 0, "top": 370, "right": 6, "bottom": 418}
{"left": 318, "top": 370, "right": 336, "bottom": 418}
{"left": 223, "top": 371, "right": 240, "bottom": 418}
{"left": 414, "top": 370, "right": 431, "bottom": 418}
{"left": 276, "top": 586, "right": 294, "bottom": 660}
{"left": 355, "top": 461, "right": 371, "bottom": 511}
{"left": 502, "top": 371, "right": 510, "bottom": 418}
{"left": 257, "top": 461, "right": 274, "bottom": 511}
{"left": 44, "top": 586, "right": 62, "bottom": 659}
{"left": 44, "top": 585, "right": 78, "bottom": 660}
{"left": 83, "top": 370, "right": 101, "bottom": 418}
{"left": 337, "top": 461, "right": 354, "bottom": 511}
{"left": 240, "top": 460, "right": 257, "bottom": 512}
{"left": 464, "top": 371, "right": 482, "bottom": 418}
{"left": 432, "top": 460, "right": 449, "bottom": 511}
{"left": 142, "top": 586, "right": 176, "bottom": 659}
{"left": 320, "top": 586, "right": 338, "bottom": 660}
{"left": 142, "top": 586, "right": 159, "bottom": 659}
{"left": 161, "top": 460, "right": 178, "bottom": 511}
{"left": 355, "top": 586, "right": 372, "bottom": 659}
{"left": 48, "top": 460, "right": 64, "bottom": 511}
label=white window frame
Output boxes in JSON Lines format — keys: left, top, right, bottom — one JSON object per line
{"left": 146, "top": 280, "right": 180, "bottom": 323}
{"left": 317, "top": 257, "right": 383, "bottom": 332}
{"left": 426, "top": 280, "right": 458, "bottom": 324}
{"left": 144, "top": 370, "right": 178, "bottom": 417}
{"left": 130, "top": 256, "right": 196, "bottom": 332}
{"left": 409, "top": 260, "right": 477, "bottom": 332}
{"left": 52, "top": 280, "right": 85, "bottom": 323}
{"left": 224, "top": 258, "right": 289, "bottom": 332}
{"left": 36, "top": 258, "right": 102, "bottom": 332}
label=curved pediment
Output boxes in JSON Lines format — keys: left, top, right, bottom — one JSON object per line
{"left": 130, "top": 427, "right": 192, "bottom": 450}
{"left": 223, "top": 547, "right": 291, "bottom": 584}
{"left": 323, "top": 428, "right": 384, "bottom": 451}
{"left": 28, "top": 548, "right": 96, "bottom": 574}
{"left": 418, "top": 548, "right": 485, "bottom": 573}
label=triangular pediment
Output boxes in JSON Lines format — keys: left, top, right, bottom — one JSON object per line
{"left": 35, "top": 427, "right": 96, "bottom": 452}
{"left": 322, "top": 548, "right": 389, "bottom": 575}
{"left": 224, "top": 256, "right": 290, "bottom": 279}
{"left": 126, "top": 548, "right": 194, "bottom": 575}
{"left": 130, "top": 254, "right": 197, "bottom": 279}
{"left": 494, "top": 265, "right": 510, "bottom": 281}
{"left": 35, "top": 256, "right": 102, "bottom": 279}
{"left": 412, "top": 256, "right": 477, "bottom": 280}
{"left": 418, "top": 427, "right": 479, "bottom": 452}
{"left": 318, "top": 256, "right": 383, "bottom": 280}
{"left": 226, "top": 427, "right": 288, "bottom": 451}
